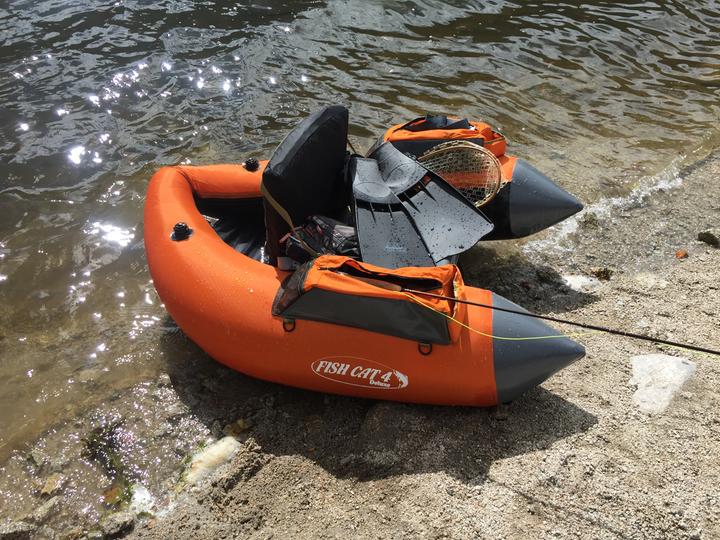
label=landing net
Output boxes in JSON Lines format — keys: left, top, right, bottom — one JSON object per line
{"left": 418, "top": 141, "right": 503, "bottom": 208}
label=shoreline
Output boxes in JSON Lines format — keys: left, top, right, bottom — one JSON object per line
{"left": 1, "top": 151, "right": 719, "bottom": 539}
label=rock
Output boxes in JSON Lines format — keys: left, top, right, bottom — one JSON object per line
{"left": 29, "top": 496, "right": 60, "bottom": 524}
{"left": 46, "top": 457, "right": 68, "bottom": 474}
{"left": 0, "top": 520, "right": 36, "bottom": 540}
{"left": 103, "top": 484, "right": 128, "bottom": 506}
{"left": 29, "top": 449, "right": 47, "bottom": 470}
{"left": 184, "top": 436, "right": 241, "bottom": 486}
{"left": 675, "top": 249, "right": 689, "bottom": 259}
{"left": 223, "top": 418, "right": 252, "bottom": 437}
{"left": 579, "top": 212, "right": 599, "bottom": 228}
{"left": 590, "top": 267, "right": 613, "bottom": 281}
{"left": 698, "top": 230, "right": 719, "bottom": 247}
{"left": 629, "top": 354, "right": 696, "bottom": 414}
{"left": 101, "top": 512, "right": 134, "bottom": 538}
{"left": 40, "top": 473, "right": 65, "bottom": 497}
{"left": 34, "top": 525, "right": 56, "bottom": 539}
{"left": 210, "top": 419, "right": 223, "bottom": 438}
{"left": 76, "top": 368, "right": 102, "bottom": 384}
{"left": 185, "top": 394, "right": 199, "bottom": 408}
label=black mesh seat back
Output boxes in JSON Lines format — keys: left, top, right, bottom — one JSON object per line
{"left": 262, "top": 105, "right": 349, "bottom": 265}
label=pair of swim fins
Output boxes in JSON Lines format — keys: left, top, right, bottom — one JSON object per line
{"left": 350, "top": 142, "right": 494, "bottom": 269}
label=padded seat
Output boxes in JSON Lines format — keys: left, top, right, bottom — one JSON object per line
{"left": 261, "top": 105, "right": 349, "bottom": 266}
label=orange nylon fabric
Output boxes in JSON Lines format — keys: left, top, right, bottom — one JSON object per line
{"left": 383, "top": 119, "right": 507, "bottom": 157}
{"left": 304, "top": 255, "right": 464, "bottom": 318}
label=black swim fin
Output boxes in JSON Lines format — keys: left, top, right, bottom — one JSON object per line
{"left": 369, "top": 143, "right": 493, "bottom": 263}
{"left": 351, "top": 157, "right": 435, "bottom": 269}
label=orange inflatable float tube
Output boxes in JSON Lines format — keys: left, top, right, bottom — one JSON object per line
{"left": 144, "top": 163, "right": 584, "bottom": 406}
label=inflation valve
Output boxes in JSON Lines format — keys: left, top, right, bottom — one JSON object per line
{"left": 171, "top": 222, "right": 193, "bottom": 241}
{"left": 244, "top": 157, "right": 259, "bottom": 172}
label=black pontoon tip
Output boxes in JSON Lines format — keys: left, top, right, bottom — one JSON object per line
{"left": 507, "top": 159, "right": 583, "bottom": 238}
{"left": 491, "top": 293, "right": 585, "bottom": 403}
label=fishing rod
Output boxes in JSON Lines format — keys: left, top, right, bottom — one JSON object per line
{"left": 405, "top": 288, "right": 720, "bottom": 357}
{"left": 331, "top": 270, "right": 719, "bottom": 356}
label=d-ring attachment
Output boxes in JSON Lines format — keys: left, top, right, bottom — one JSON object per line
{"left": 282, "top": 319, "right": 296, "bottom": 332}
{"left": 418, "top": 342, "right": 432, "bottom": 355}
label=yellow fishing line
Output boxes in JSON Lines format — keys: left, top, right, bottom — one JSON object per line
{"left": 403, "top": 293, "right": 599, "bottom": 341}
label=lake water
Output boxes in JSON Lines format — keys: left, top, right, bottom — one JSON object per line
{"left": 1, "top": 0, "right": 719, "bottom": 462}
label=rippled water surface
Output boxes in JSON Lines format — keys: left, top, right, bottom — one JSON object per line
{"left": 1, "top": 0, "right": 719, "bottom": 461}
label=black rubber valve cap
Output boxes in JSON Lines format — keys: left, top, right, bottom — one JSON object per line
{"left": 171, "top": 222, "right": 193, "bottom": 241}
{"left": 244, "top": 157, "right": 259, "bottom": 172}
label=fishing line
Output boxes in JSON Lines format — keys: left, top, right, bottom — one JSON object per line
{"left": 403, "top": 293, "right": 598, "bottom": 341}
{"left": 328, "top": 269, "right": 719, "bottom": 356}
{"left": 404, "top": 289, "right": 720, "bottom": 357}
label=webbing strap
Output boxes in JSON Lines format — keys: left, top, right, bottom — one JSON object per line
{"left": 260, "top": 181, "right": 295, "bottom": 230}
{"left": 260, "top": 181, "right": 320, "bottom": 258}
{"left": 400, "top": 115, "right": 473, "bottom": 132}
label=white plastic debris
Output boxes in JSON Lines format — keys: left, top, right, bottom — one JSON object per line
{"left": 129, "top": 484, "right": 156, "bottom": 515}
{"left": 629, "top": 354, "right": 696, "bottom": 414}
{"left": 185, "top": 436, "right": 241, "bottom": 485}
{"left": 562, "top": 274, "right": 602, "bottom": 292}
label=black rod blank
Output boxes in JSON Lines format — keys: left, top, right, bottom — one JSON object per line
{"left": 405, "top": 289, "right": 720, "bottom": 357}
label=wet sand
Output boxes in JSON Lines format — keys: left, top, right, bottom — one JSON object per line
{"left": 1, "top": 152, "right": 719, "bottom": 539}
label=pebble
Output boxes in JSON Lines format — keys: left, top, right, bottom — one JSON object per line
{"left": 223, "top": 418, "right": 252, "bottom": 437}
{"left": 675, "top": 249, "right": 689, "bottom": 259}
{"left": 76, "top": 368, "right": 102, "bottom": 384}
{"left": 40, "top": 473, "right": 65, "bottom": 497}
{"left": 0, "top": 520, "right": 36, "bottom": 540}
{"left": 101, "top": 511, "right": 134, "bottom": 538}
{"left": 29, "top": 449, "right": 47, "bottom": 469}
{"left": 697, "top": 230, "right": 719, "bottom": 247}
{"left": 29, "top": 496, "right": 60, "bottom": 524}
{"left": 590, "top": 267, "right": 613, "bottom": 281}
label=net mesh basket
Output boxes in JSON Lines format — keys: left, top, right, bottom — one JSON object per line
{"left": 418, "top": 141, "right": 503, "bottom": 208}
